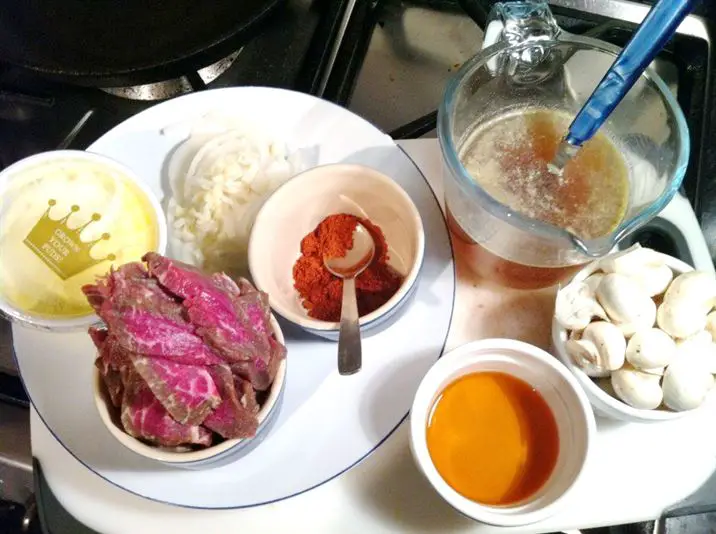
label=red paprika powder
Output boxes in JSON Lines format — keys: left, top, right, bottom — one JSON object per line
{"left": 293, "top": 213, "right": 403, "bottom": 322}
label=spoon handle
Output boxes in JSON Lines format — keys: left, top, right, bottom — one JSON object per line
{"left": 338, "top": 277, "right": 362, "bottom": 376}
{"left": 565, "top": 0, "right": 698, "bottom": 147}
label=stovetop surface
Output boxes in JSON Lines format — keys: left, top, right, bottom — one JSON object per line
{"left": 0, "top": 0, "right": 345, "bottom": 168}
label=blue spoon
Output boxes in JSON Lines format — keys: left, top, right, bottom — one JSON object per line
{"left": 552, "top": 0, "right": 700, "bottom": 171}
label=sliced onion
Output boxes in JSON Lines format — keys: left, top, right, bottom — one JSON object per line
{"left": 166, "top": 118, "right": 300, "bottom": 277}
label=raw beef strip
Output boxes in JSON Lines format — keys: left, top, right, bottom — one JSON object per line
{"left": 89, "top": 327, "right": 126, "bottom": 408}
{"left": 236, "top": 376, "right": 259, "bottom": 414}
{"left": 98, "top": 334, "right": 133, "bottom": 370}
{"left": 215, "top": 276, "right": 270, "bottom": 337}
{"left": 101, "top": 305, "right": 223, "bottom": 366}
{"left": 267, "top": 335, "right": 287, "bottom": 380}
{"left": 111, "top": 277, "right": 185, "bottom": 322}
{"left": 187, "top": 299, "right": 265, "bottom": 363}
{"left": 88, "top": 326, "right": 108, "bottom": 350}
{"left": 120, "top": 378, "right": 212, "bottom": 447}
{"left": 96, "top": 360, "right": 125, "bottom": 408}
{"left": 84, "top": 285, "right": 106, "bottom": 314}
{"left": 84, "top": 262, "right": 186, "bottom": 322}
{"left": 89, "top": 327, "right": 131, "bottom": 371}
{"left": 130, "top": 355, "right": 221, "bottom": 426}
{"left": 144, "top": 253, "right": 267, "bottom": 362}
{"left": 115, "top": 265, "right": 185, "bottom": 319}
{"left": 203, "top": 365, "right": 258, "bottom": 439}
{"left": 234, "top": 277, "right": 258, "bottom": 296}
{"left": 82, "top": 262, "right": 147, "bottom": 312}
{"left": 210, "top": 273, "right": 241, "bottom": 298}
{"left": 143, "top": 253, "right": 230, "bottom": 310}
{"left": 235, "top": 292, "right": 271, "bottom": 335}
{"left": 230, "top": 334, "right": 285, "bottom": 391}
{"left": 230, "top": 282, "right": 285, "bottom": 387}
{"left": 113, "top": 261, "right": 149, "bottom": 280}
{"left": 229, "top": 357, "right": 271, "bottom": 391}
{"left": 233, "top": 290, "right": 282, "bottom": 377}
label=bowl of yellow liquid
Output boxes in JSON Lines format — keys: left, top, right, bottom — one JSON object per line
{"left": 0, "top": 150, "right": 166, "bottom": 331}
{"left": 410, "top": 339, "right": 595, "bottom": 527}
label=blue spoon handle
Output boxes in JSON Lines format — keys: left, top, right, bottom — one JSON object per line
{"left": 565, "top": 0, "right": 699, "bottom": 147}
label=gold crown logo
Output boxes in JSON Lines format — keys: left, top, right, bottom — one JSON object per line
{"left": 23, "top": 199, "right": 116, "bottom": 280}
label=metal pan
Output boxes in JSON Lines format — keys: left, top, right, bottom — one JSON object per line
{"left": 0, "top": 0, "right": 286, "bottom": 86}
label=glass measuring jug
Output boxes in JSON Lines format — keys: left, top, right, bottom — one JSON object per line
{"left": 439, "top": 0, "right": 689, "bottom": 290}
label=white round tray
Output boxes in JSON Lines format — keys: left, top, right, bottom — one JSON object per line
{"left": 13, "top": 87, "right": 455, "bottom": 508}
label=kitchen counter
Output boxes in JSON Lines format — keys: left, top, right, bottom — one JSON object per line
{"left": 31, "top": 140, "right": 716, "bottom": 534}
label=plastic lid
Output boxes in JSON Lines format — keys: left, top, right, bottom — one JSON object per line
{"left": 0, "top": 150, "right": 166, "bottom": 330}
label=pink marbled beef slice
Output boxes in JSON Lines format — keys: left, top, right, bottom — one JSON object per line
{"left": 203, "top": 365, "right": 259, "bottom": 439}
{"left": 120, "top": 378, "right": 212, "bottom": 447}
{"left": 100, "top": 306, "right": 224, "bottom": 366}
{"left": 130, "top": 355, "right": 221, "bottom": 426}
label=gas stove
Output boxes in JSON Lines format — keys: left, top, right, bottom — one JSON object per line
{"left": 0, "top": 0, "right": 715, "bottom": 531}
{"left": 0, "top": 0, "right": 355, "bottom": 167}
{"left": 0, "top": 0, "right": 354, "bottom": 529}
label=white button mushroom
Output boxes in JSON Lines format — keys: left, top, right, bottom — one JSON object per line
{"left": 599, "top": 244, "right": 663, "bottom": 275}
{"left": 631, "top": 264, "right": 674, "bottom": 298}
{"left": 655, "top": 270, "right": 716, "bottom": 339}
{"left": 657, "top": 302, "right": 708, "bottom": 340}
{"left": 661, "top": 358, "right": 715, "bottom": 412}
{"left": 674, "top": 331, "right": 716, "bottom": 375}
{"left": 555, "top": 280, "right": 607, "bottom": 331}
{"left": 583, "top": 272, "right": 605, "bottom": 294}
{"left": 581, "top": 321, "right": 626, "bottom": 371}
{"left": 596, "top": 273, "right": 657, "bottom": 337}
{"left": 611, "top": 365, "right": 664, "bottom": 410}
{"left": 677, "top": 330, "right": 713, "bottom": 346}
{"left": 663, "top": 271, "right": 716, "bottom": 314}
{"left": 625, "top": 328, "right": 676, "bottom": 371}
{"left": 565, "top": 338, "right": 610, "bottom": 378}
{"left": 668, "top": 272, "right": 716, "bottom": 307}
{"left": 705, "top": 311, "right": 716, "bottom": 341}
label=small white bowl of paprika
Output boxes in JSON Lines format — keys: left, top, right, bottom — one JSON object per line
{"left": 248, "top": 163, "right": 425, "bottom": 340}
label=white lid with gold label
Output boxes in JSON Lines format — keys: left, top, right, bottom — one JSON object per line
{"left": 0, "top": 150, "right": 167, "bottom": 331}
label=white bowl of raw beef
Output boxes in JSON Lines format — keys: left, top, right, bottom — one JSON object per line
{"left": 91, "top": 253, "right": 288, "bottom": 469}
{"left": 94, "top": 316, "right": 286, "bottom": 469}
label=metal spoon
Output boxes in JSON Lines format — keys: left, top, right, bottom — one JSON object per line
{"left": 323, "top": 223, "right": 376, "bottom": 376}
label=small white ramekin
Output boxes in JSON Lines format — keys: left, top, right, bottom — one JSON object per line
{"left": 94, "top": 315, "right": 286, "bottom": 470}
{"left": 410, "top": 338, "right": 595, "bottom": 527}
{"left": 248, "top": 163, "right": 425, "bottom": 340}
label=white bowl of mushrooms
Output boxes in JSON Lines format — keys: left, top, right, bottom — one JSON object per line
{"left": 552, "top": 244, "right": 716, "bottom": 422}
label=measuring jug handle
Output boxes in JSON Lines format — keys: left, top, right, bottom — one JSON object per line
{"left": 481, "top": 0, "right": 560, "bottom": 51}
